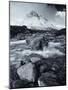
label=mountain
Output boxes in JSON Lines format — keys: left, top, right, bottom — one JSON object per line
{"left": 23, "top": 11, "right": 57, "bottom": 30}
{"left": 55, "top": 28, "right": 66, "bottom": 36}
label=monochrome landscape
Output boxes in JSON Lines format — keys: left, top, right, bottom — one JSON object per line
{"left": 9, "top": 2, "right": 66, "bottom": 89}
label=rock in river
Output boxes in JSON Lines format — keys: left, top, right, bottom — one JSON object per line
{"left": 10, "top": 80, "right": 34, "bottom": 89}
{"left": 17, "top": 63, "right": 36, "bottom": 82}
{"left": 38, "top": 72, "right": 59, "bottom": 86}
{"left": 29, "top": 54, "right": 42, "bottom": 63}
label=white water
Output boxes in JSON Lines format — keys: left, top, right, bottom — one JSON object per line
{"left": 48, "top": 42, "right": 61, "bottom": 48}
{"left": 21, "top": 48, "right": 64, "bottom": 58}
{"left": 10, "top": 40, "right": 64, "bottom": 62}
{"left": 10, "top": 40, "right": 26, "bottom": 45}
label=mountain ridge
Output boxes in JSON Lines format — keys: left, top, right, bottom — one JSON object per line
{"left": 22, "top": 10, "right": 58, "bottom": 30}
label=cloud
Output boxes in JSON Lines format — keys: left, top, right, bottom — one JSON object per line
{"left": 55, "top": 11, "right": 65, "bottom": 28}
{"left": 56, "top": 11, "right": 65, "bottom": 18}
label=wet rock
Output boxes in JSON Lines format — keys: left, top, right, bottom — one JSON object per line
{"left": 14, "top": 61, "right": 21, "bottom": 69}
{"left": 38, "top": 72, "right": 59, "bottom": 86}
{"left": 28, "top": 34, "right": 48, "bottom": 50}
{"left": 10, "top": 80, "right": 34, "bottom": 89}
{"left": 10, "top": 65, "right": 20, "bottom": 80}
{"left": 17, "top": 63, "right": 36, "bottom": 82}
{"left": 30, "top": 57, "right": 41, "bottom": 63}
{"left": 51, "top": 62, "right": 60, "bottom": 72}
{"left": 29, "top": 54, "right": 42, "bottom": 63}
{"left": 35, "top": 59, "right": 51, "bottom": 71}
{"left": 21, "top": 55, "right": 31, "bottom": 64}
{"left": 56, "top": 64, "right": 66, "bottom": 85}
{"left": 39, "top": 64, "right": 48, "bottom": 73}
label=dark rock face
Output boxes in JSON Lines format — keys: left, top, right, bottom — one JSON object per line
{"left": 56, "top": 63, "right": 66, "bottom": 85}
{"left": 10, "top": 80, "right": 34, "bottom": 89}
{"left": 35, "top": 56, "right": 66, "bottom": 86}
{"left": 9, "top": 65, "right": 20, "bottom": 89}
{"left": 51, "top": 62, "right": 60, "bottom": 72}
{"left": 10, "top": 25, "right": 29, "bottom": 38}
{"left": 10, "top": 65, "right": 20, "bottom": 81}
{"left": 55, "top": 28, "right": 66, "bottom": 36}
{"left": 39, "top": 64, "right": 48, "bottom": 73}
{"left": 38, "top": 72, "right": 59, "bottom": 86}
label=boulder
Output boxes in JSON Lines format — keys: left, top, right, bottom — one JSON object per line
{"left": 21, "top": 55, "right": 31, "bottom": 64}
{"left": 30, "top": 54, "right": 42, "bottom": 63}
{"left": 38, "top": 72, "right": 59, "bottom": 86}
{"left": 10, "top": 80, "right": 34, "bottom": 89}
{"left": 28, "top": 34, "right": 48, "bottom": 50}
{"left": 30, "top": 57, "right": 41, "bottom": 63}
{"left": 12, "top": 61, "right": 21, "bottom": 69}
{"left": 39, "top": 64, "right": 48, "bottom": 73}
{"left": 10, "top": 65, "right": 20, "bottom": 80}
{"left": 17, "top": 63, "right": 36, "bottom": 82}
{"left": 51, "top": 62, "right": 60, "bottom": 72}
{"left": 56, "top": 64, "right": 66, "bottom": 85}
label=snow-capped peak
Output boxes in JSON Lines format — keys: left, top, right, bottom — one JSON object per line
{"left": 27, "top": 11, "right": 40, "bottom": 19}
{"left": 22, "top": 11, "right": 56, "bottom": 30}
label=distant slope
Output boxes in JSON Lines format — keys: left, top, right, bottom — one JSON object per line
{"left": 10, "top": 25, "right": 66, "bottom": 39}
{"left": 55, "top": 28, "right": 66, "bottom": 36}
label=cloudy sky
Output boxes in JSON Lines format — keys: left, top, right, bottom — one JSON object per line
{"left": 10, "top": 2, "right": 66, "bottom": 29}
